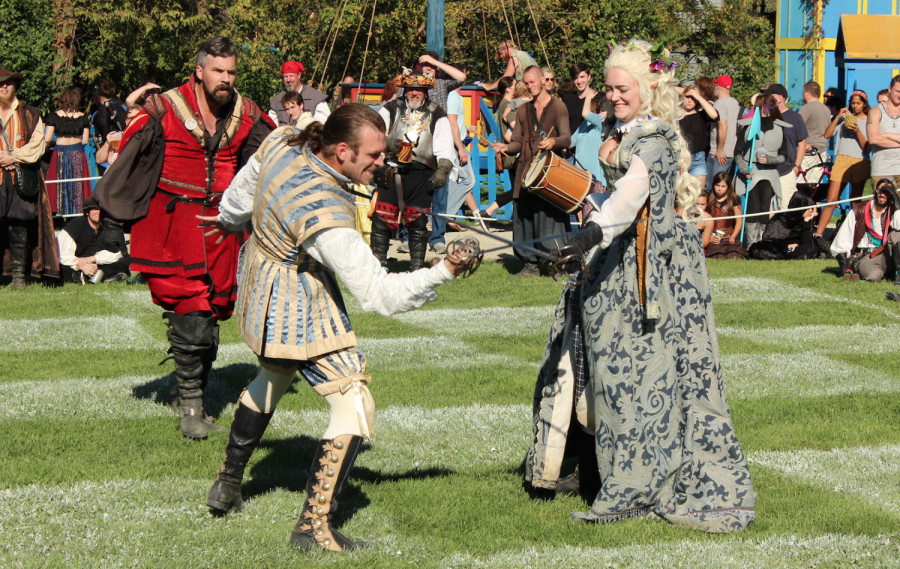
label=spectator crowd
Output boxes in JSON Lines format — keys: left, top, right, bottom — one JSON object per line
{"left": 3, "top": 38, "right": 900, "bottom": 290}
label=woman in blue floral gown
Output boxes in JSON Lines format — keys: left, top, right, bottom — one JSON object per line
{"left": 525, "top": 40, "right": 756, "bottom": 533}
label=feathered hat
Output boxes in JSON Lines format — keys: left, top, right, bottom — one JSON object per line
{"left": 395, "top": 67, "right": 436, "bottom": 89}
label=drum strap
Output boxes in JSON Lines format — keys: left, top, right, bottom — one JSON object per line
{"left": 528, "top": 102, "right": 547, "bottom": 138}
{"left": 394, "top": 172, "right": 405, "bottom": 227}
{"left": 635, "top": 198, "right": 651, "bottom": 306}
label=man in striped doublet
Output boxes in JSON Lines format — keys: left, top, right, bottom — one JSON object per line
{"left": 198, "top": 103, "right": 472, "bottom": 552}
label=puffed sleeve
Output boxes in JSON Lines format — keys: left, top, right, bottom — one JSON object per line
{"left": 585, "top": 155, "right": 650, "bottom": 248}
{"left": 303, "top": 226, "right": 455, "bottom": 316}
{"left": 92, "top": 114, "right": 165, "bottom": 222}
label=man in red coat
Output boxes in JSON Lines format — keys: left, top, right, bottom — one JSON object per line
{"left": 94, "top": 37, "right": 275, "bottom": 439}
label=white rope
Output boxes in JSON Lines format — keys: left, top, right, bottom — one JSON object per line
{"left": 698, "top": 194, "right": 872, "bottom": 223}
{"left": 44, "top": 176, "right": 102, "bottom": 184}
{"left": 426, "top": 194, "right": 875, "bottom": 226}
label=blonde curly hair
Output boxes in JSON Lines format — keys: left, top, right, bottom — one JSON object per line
{"left": 604, "top": 39, "right": 702, "bottom": 221}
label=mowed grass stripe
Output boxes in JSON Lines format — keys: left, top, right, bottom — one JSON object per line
{"left": 444, "top": 534, "right": 900, "bottom": 569}
{"left": 6, "top": 345, "right": 896, "bottom": 422}
{"left": 710, "top": 277, "right": 833, "bottom": 303}
{"left": 718, "top": 324, "right": 900, "bottom": 354}
{"left": 752, "top": 444, "right": 900, "bottom": 514}
{"left": 721, "top": 352, "right": 900, "bottom": 399}
{"left": 0, "top": 315, "right": 163, "bottom": 351}
{"left": 1, "top": 472, "right": 898, "bottom": 569}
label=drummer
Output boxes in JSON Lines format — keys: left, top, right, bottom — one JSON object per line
{"left": 492, "top": 65, "right": 572, "bottom": 278}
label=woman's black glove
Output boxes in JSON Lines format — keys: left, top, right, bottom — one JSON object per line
{"left": 553, "top": 222, "right": 604, "bottom": 274}
{"left": 386, "top": 138, "right": 401, "bottom": 156}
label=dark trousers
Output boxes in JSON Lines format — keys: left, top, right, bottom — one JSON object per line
{"left": 512, "top": 191, "right": 571, "bottom": 262}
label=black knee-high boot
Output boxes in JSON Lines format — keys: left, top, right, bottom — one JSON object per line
{"left": 290, "top": 434, "right": 368, "bottom": 552}
{"left": 163, "top": 311, "right": 219, "bottom": 440}
{"left": 370, "top": 214, "right": 391, "bottom": 267}
{"left": 8, "top": 224, "right": 28, "bottom": 290}
{"left": 198, "top": 324, "right": 226, "bottom": 432}
{"left": 207, "top": 396, "right": 273, "bottom": 514}
{"left": 407, "top": 213, "right": 429, "bottom": 271}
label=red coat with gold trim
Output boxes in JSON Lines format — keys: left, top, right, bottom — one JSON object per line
{"left": 94, "top": 76, "right": 275, "bottom": 316}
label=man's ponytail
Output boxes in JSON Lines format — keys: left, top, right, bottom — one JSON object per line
{"left": 286, "top": 104, "right": 385, "bottom": 157}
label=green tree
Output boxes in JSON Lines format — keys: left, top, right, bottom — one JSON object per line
{"left": 0, "top": 0, "right": 58, "bottom": 112}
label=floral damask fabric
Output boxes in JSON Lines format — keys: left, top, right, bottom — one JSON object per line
{"left": 525, "top": 121, "right": 756, "bottom": 533}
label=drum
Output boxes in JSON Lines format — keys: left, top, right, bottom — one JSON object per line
{"left": 522, "top": 151, "right": 593, "bottom": 213}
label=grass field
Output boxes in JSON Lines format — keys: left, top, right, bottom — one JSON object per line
{"left": 1, "top": 257, "right": 899, "bottom": 568}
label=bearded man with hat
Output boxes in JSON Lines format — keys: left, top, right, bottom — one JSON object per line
{"left": 269, "top": 61, "right": 331, "bottom": 126}
{"left": 92, "top": 36, "right": 276, "bottom": 440}
{"left": 370, "top": 70, "right": 455, "bottom": 270}
{"left": 0, "top": 66, "right": 59, "bottom": 289}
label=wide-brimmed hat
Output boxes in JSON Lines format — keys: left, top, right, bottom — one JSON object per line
{"left": 395, "top": 69, "right": 435, "bottom": 89}
{"left": 0, "top": 67, "right": 23, "bottom": 87}
{"left": 83, "top": 195, "right": 101, "bottom": 212}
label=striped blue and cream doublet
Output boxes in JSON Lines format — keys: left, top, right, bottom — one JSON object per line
{"left": 236, "top": 130, "right": 358, "bottom": 361}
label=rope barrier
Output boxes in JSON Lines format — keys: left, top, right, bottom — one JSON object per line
{"left": 44, "top": 176, "right": 102, "bottom": 184}
{"left": 424, "top": 193, "right": 874, "bottom": 227}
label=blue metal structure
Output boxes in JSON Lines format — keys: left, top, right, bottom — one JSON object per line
{"left": 426, "top": 0, "right": 445, "bottom": 61}
{"left": 835, "top": 15, "right": 900, "bottom": 100}
{"left": 469, "top": 99, "right": 513, "bottom": 220}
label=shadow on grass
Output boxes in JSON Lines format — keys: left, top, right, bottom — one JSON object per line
{"left": 244, "top": 434, "right": 453, "bottom": 530}
{"left": 131, "top": 363, "right": 289, "bottom": 419}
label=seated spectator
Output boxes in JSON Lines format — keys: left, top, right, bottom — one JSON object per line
{"left": 749, "top": 193, "right": 818, "bottom": 260}
{"left": 675, "top": 188, "right": 710, "bottom": 239}
{"left": 58, "top": 196, "right": 130, "bottom": 284}
{"left": 830, "top": 179, "right": 900, "bottom": 282}
{"left": 704, "top": 172, "right": 749, "bottom": 259}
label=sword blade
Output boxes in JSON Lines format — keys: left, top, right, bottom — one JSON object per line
{"left": 421, "top": 209, "right": 558, "bottom": 261}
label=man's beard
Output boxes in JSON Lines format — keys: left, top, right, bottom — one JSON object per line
{"left": 406, "top": 98, "right": 424, "bottom": 110}
{"left": 0, "top": 90, "right": 15, "bottom": 107}
{"left": 203, "top": 82, "right": 234, "bottom": 106}
{"left": 285, "top": 83, "right": 298, "bottom": 93}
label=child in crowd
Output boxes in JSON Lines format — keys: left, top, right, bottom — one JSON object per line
{"left": 704, "top": 172, "right": 749, "bottom": 259}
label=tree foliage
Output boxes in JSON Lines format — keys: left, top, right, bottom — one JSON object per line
{"left": 0, "top": 0, "right": 776, "bottom": 112}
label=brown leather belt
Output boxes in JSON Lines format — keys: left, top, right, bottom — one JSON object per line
{"left": 159, "top": 189, "right": 221, "bottom": 213}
